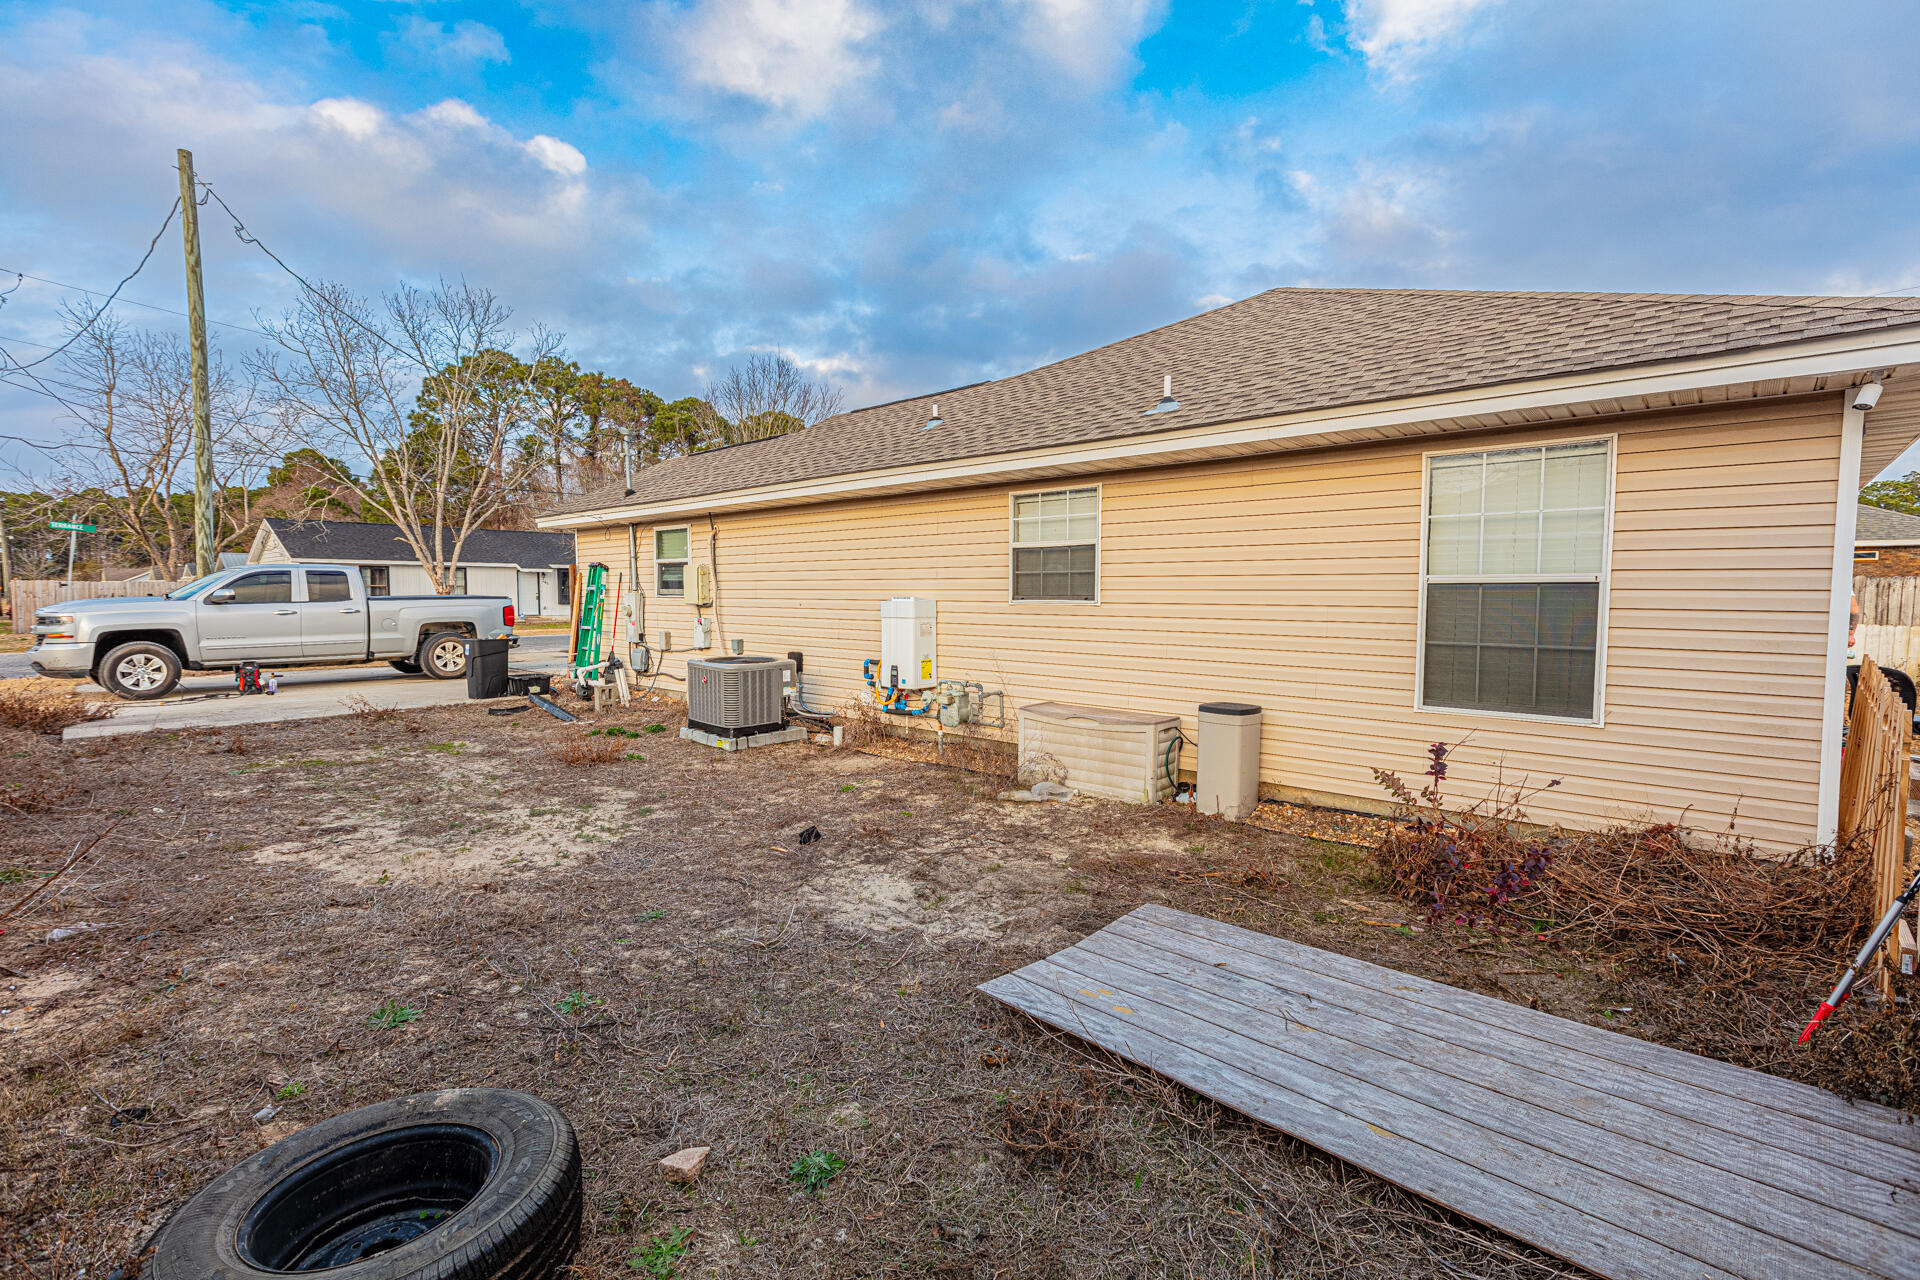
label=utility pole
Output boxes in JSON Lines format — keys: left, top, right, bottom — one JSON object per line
{"left": 176, "top": 148, "right": 216, "bottom": 578}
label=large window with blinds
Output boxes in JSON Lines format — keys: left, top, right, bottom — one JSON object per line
{"left": 1419, "top": 440, "right": 1611, "bottom": 722}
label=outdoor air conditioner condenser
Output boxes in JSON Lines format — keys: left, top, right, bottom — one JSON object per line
{"left": 686, "top": 656, "right": 787, "bottom": 739}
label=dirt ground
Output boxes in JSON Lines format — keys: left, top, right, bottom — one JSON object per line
{"left": 0, "top": 689, "right": 1908, "bottom": 1278}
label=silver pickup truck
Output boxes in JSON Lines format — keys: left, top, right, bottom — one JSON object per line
{"left": 29, "top": 562, "right": 518, "bottom": 699}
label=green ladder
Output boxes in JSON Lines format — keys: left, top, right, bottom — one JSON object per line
{"left": 571, "top": 562, "right": 609, "bottom": 672}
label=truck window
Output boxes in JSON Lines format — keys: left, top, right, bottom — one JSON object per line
{"left": 307, "top": 570, "right": 352, "bottom": 603}
{"left": 227, "top": 571, "right": 294, "bottom": 604}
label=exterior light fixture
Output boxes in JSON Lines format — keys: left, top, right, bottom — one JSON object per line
{"left": 1145, "top": 374, "right": 1180, "bottom": 415}
{"left": 923, "top": 401, "right": 943, "bottom": 429}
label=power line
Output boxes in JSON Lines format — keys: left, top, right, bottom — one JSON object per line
{"left": 196, "top": 180, "right": 424, "bottom": 367}
{"left": 0, "top": 197, "right": 181, "bottom": 372}
{"left": 0, "top": 265, "right": 271, "bottom": 338}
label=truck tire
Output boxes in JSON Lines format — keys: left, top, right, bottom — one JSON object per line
{"left": 144, "top": 1089, "right": 580, "bottom": 1279}
{"left": 419, "top": 632, "right": 470, "bottom": 680}
{"left": 98, "top": 641, "right": 182, "bottom": 700}
{"left": 389, "top": 658, "right": 423, "bottom": 674}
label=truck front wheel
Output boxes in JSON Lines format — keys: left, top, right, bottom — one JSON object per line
{"left": 99, "top": 641, "right": 182, "bottom": 700}
{"left": 419, "top": 632, "right": 470, "bottom": 680}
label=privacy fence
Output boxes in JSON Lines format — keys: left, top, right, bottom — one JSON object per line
{"left": 1854, "top": 574, "right": 1920, "bottom": 675}
{"left": 8, "top": 579, "right": 183, "bottom": 633}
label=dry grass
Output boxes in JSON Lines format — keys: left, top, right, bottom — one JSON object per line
{"left": 547, "top": 733, "right": 624, "bottom": 766}
{"left": 0, "top": 681, "right": 114, "bottom": 734}
{"left": 340, "top": 695, "right": 414, "bottom": 729}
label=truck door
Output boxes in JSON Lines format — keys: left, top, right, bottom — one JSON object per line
{"left": 299, "top": 568, "right": 366, "bottom": 660}
{"left": 197, "top": 569, "right": 302, "bottom": 662}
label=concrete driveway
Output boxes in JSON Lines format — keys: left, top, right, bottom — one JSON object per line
{"left": 62, "top": 632, "right": 575, "bottom": 740}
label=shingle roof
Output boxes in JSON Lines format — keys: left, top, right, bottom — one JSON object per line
{"left": 264, "top": 518, "right": 574, "bottom": 569}
{"left": 547, "top": 287, "right": 1920, "bottom": 520}
{"left": 1856, "top": 503, "right": 1920, "bottom": 543}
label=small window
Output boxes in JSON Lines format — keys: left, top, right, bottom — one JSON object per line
{"left": 1856, "top": 549, "right": 1882, "bottom": 562}
{"left": 1420, "top": 441, "right": 1609, "bottom": 721}
{"left": 226, "top": 570, "right": 293, "bottom": 605}
{"left": 655, "top": 527, "right": 690, "bottom": 596}
{"left": 360, "top": 566, "right": 390, "bottom": 597}
{"left": 1011, "top": 487, "right": 1098, "bottom": 602}
{"left": 306, "top": 570, "right": 352, "bottom": 603}
{"left": 450, "top": 567, "right": 468, "bottom": 594}
{"left": 557, "top": 567, "right": 571, "bottom": 607}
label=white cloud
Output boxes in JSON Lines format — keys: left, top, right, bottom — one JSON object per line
{"left": 673, "top": 0, "right": 880, "bottom": 118}
{"left": 395, "top": 16, "right": 511, "bottom": 68}
{"left": 1014, "top": 0, "right": 1166, "bottom": 82}
{"left": 1340, "top": 0, "right": 1501, "bottom": 77}
{"left": 311, "top": 97, "right": 385, "bottom": 139}
{"left": 526, "top": 135, "right": 588, "bottom": 177}
{"left": 423, "top": 99, "right": 489, "bottom": 130}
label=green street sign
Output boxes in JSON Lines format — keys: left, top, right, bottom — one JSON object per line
{"left": 49, "top": 520, "right": 97, "bottom": 533}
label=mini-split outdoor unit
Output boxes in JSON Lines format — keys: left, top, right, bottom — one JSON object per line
{"left": 687, "top": 656, "right": 786, "bottom": 739}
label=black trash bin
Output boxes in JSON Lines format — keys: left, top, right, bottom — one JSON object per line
{"left": 465, "top": 637, "right": 512, "bottom": 699}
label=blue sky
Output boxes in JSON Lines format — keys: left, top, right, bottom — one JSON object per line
{"left": 4, "top": 0, "right": 1920, "bottom": 481}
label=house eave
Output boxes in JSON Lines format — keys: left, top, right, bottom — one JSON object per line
{"left": 538, "top": 326, "right": 1920, "bottom": 529}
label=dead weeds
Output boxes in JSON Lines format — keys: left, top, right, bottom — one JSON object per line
{"left": 0, "top": 679, "right": 114, "bottom": 734}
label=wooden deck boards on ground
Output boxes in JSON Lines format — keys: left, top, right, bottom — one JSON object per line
{"left": 980, "top": 904, "right": 1920, "bottom": 1280}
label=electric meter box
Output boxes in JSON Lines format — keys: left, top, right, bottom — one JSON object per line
{"left": 879, "top": 596, "right": 938, "bottom": 690}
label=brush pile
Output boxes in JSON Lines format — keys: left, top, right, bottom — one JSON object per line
{"left": 1372, "top": 741, "right": 1877, "bottom": 968}
{"left": 1537, "top": 821, "right": 1876, "bottom": 965}
{"left": 0, "top": 680, "right": 115, "bottom": 734}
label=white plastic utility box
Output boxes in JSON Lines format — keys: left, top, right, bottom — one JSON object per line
{"left": 879, "top": 596, "right": 938, "bottom": 690}
{"left": 1018, "top": 702, "right": 1182, "bottom": 804}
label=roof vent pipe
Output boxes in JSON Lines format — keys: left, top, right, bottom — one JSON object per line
{"left": 923, "top": 401, "right": 943, "bottom": 430}
{"left": 1145, "top": 374, "right": 1180, "bottom": 415}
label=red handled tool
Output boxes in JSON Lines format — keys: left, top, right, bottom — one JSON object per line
{"left": 1799, "top": 864, "right": 1920, "bottom": 1043}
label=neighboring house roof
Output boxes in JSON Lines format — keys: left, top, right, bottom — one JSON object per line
{"left": 101, "top": 566, "right": 158, "bottom": 582}
{"left": 260, "top": 518, "right": 575, "bottom": 569}
{"left": 217, "top": 552, "right": 250, "bottom": 570}
{"left": 1856, "top": 503, "right": 1920, "bottom": 544}
{"left": 543, "top": 288, "right": 1920, "bottom": 522}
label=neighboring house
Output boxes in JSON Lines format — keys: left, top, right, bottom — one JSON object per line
{"left": 1853, "top": 502, "right": 1920, "bottom": 576}
{"left": 540, "top": 288, "right": 1920, "bottom": 852}
{"left": 218, "top": 552, "right": 250, "bottom": 571}
{"left": 248, "top": 518, "right": 575, "bottom": 618}
{"left": 101, "top": 566, "right": 161, "bottom": 583}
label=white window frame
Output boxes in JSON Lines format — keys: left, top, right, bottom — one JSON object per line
{"left": 1008, "top": 484, "right": 1101, "bottom": 605}
{"left": 654, "top": 525, "right": 690, "bottom": 597}
{"left": 1414, "top": 435, "right": 1616, "bottom": 727}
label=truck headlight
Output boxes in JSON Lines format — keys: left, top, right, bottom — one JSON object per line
{"left": 34, "top": 614, "right": 75, "bottom": 638}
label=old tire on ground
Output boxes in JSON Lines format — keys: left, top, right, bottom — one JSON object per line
{"left": 145, "top": 1088, "right": 580, "bottom": 1279}
{"left": 389, "top": 658, "right": 423, "bottom": 674}
{"left": 419, "top": 632, "right": 469, "bottom": 680}
{"left": 97, "top": 641, "right": 181, "bottom": 700}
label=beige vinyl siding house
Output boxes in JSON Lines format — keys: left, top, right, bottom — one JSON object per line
{"left": 543, "top": 289, "right": 1920, "bottom": 853}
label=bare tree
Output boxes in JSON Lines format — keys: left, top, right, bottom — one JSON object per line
{"left": 256, "top": 280, "right": 554, "bottom": 593}
{"left": 56, "top": 307, "right": 275, "bottom": 578}
{"left": 706, "top": 352, "right": 844, "bottom": 443}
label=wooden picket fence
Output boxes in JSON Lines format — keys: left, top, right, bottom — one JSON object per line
{"left": 1838, "top": 657, "right": 1914, "bottom": 996}
{"left": 8, "top": 579, "right": 184, "bottom": 633}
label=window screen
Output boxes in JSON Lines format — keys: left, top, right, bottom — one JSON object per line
{"left": 1011, "top": 487, "right": 1098, "bottom": 602}
{"left": 1421, "top": 442, "right": 1608, "bottom": 720}
{"left": 306, "top": 570, "right": 351, "bottom": 602}
{"left": 655, "top": 527, "right": 689, "bottom": 595}
{"left": 227, "top": 571, "right": 292, "bottom": 604}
